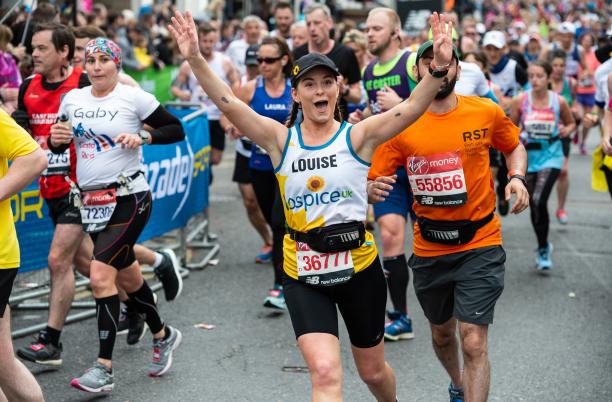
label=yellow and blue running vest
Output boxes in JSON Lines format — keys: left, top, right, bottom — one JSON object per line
{"left": 274, "top": 121, "right": 378, "bottom": 279}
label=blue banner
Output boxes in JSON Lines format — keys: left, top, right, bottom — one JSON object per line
{"left": 13, "top": 108, "right": 210, "bottom": 273}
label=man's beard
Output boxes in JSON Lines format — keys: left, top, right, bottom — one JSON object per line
{"left": 370, "top": 36, "right": 392, "bottom": 57}
{"left": 418, "top": 71, "right": 458, "bottom": 100}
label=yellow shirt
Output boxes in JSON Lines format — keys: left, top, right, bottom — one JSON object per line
{"left": 0, "top": 110, "right": 39, "bottom": 269}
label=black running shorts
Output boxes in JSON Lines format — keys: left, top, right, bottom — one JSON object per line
{"left": 0, "top": 268, "right": 18, "bottom": 317}
{"left": 209, "top": 119, "right": 225, "bottom": 151}
{"left": 283, "top": 257, "right": 386, "bottom": 348}
{"left": 232, "top": 152, "right": 252, "bottom": 184}
{"left": 409, "top": 246, "right": 506, "bottom": 326}
{"left": 90, "top": 191, "right": 152, "bottom": 270}
{"left": 45, "top": 193, "right": 81, "bottom": 226}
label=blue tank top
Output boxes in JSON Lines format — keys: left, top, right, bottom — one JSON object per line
{"left": 362, "top": 50, "right": 412, "bottom": 115}
{"left": 248, "top": 76, "right": 292, "bottom": 171}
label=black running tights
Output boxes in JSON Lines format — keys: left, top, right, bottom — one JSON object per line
{"left": 526, "top": 168, "right": 561, "bottom": 249}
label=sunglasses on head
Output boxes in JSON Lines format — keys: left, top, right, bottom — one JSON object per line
{"left": 257, "top": 56, "right": 283, "bottom": 64}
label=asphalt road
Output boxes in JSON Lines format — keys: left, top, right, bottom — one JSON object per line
{"left": 11, "top": 133, "right": 612, "bottom": 402}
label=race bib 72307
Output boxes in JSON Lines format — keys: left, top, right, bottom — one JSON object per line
{"left": 406, "top": 151, "right": 467, "bottom": 207}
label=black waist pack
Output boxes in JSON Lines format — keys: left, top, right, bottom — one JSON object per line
{"left": 417, "top": 212, "right": 494, "bottom": 245}
{"left": 288, "top": 221, "right": 366, "bottom": 253}
{"left": 525, "top": 136, "right": 560, "bottom": 150}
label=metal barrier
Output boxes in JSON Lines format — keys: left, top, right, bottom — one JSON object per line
{"left": 10, "top": 103, "right": 220, "bottom": 338}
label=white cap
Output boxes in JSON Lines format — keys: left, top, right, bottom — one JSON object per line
{"left": 483, "top": 31, "right": 506, "bottom": 49}
{"left": 558, "top": 21, "right": 576, "bottom": 35}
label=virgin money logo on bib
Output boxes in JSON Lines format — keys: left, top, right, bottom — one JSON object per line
{"left": 408, "top": 157, "right": 430, "bottom": 175}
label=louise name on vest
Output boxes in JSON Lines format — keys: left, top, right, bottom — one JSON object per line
{"left": 292, "top": 155, "right": 338, "bottom": 173}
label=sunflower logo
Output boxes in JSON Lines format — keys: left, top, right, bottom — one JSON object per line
{"left": 293, "top": 65, "right": 300, "bottom": 76}
{"left": 307, "top": 176, "right": 325, "bottom": 192}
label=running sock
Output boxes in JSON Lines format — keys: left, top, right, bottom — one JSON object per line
{"left": 95, "top": 294, "right": 120, "bottom": 360}
{"left": 151, "top": 252, "right": 163, "bottom": 269}
{"left": 382, "top": 255, "right": 409, "bottom": 316}
{"left": 43, "top": 326, "right": 61, "bottom": 346}
{"left": 128, "top": 281, "right": 164, "bottom": 335}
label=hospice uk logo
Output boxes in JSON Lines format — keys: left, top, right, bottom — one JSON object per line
{"left": 141, "top": 141, "right": 210, "bottom": 220}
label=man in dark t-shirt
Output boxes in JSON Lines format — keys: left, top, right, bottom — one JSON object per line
{"left": 292, "top": 3, "right": 361, "bottom": 118}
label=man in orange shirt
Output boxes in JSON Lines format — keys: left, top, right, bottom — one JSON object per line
{"left": 368, "top": 41, "right": 529, "bottom": 402}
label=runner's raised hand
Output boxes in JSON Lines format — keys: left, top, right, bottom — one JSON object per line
{"left": 429, "top": 12, "right": 453, "bottom": 69}
{"left": 168, "top": 11, "right": 200, "bottom": 61}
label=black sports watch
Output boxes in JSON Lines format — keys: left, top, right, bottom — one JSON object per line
{"left": 138, "top": 129, "right": 151, "bottom": 145}
{"left": 509, "top": 174, "right": 527, "bottom": 187}
{"left": 428, "top": 61, "right": 449, "bottom": 78}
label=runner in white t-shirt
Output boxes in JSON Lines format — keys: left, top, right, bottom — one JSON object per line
{"left": 49, "top": 38, "right": 184, "bottom": 394}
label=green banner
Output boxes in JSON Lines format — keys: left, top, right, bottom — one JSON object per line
{"left": 124, "top": 66, "right": 179, "bottom": 104}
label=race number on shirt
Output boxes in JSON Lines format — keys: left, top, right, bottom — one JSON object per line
{"left": 296, "top": 242, "right": 354, "bottom": 286}
{"left": 80, "top": 188, "right": 117, "bottom": 233}
{"left": 524, "top": 109, "right": 555, "bottom": 141}
{"left": 406, "top": 151, "right": 467, "bottom": 207}
{"left": 42, "top": 148, "right": 70, "bottom": 176}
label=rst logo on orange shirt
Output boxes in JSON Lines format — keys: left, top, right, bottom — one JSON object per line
{"left": 406, "top": 151, "right": 467, "bottom": 207}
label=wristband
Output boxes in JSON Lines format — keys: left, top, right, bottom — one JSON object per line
{"left": 428, "top": 61, "right": 449, "bottom": 78}
{"left": 138, "top": 129, "right": 151, "bottom": 145}
{"left": 508, "top": 174, "right": 527, "bottom": 187}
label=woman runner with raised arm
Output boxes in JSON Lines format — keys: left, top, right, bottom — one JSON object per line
{"left": 169, "top": 10, "right": 453, "bottom": 401}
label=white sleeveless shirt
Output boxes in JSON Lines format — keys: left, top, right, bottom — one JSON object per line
{"left": 188, "top": 51, "right": 229, "bottom": 120}
{"left": 275, "top": 121, "right": 377, "bottom": 279}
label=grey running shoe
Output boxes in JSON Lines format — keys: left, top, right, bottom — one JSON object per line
{"left": 70, "top": 363, "right": 114, "bottom": 393}
{"left": 148, "top": 325, "right": 182, "bottom": 377}
{"left": 154, "top": 248, "right": 183, "bottom": 301}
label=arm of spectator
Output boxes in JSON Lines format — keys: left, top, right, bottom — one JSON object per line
{"left": 171, "top": 61, "right": 192, "bottom": 101}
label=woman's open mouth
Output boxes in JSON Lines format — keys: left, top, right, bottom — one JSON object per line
{"left": 314, "top": 100, "right": 328, "bottom": 113}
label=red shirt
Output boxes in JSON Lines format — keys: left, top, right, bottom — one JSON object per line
{"left": 23, "top": 67, "right": 84, "bottom": 199}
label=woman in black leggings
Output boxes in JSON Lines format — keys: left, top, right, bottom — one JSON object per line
{"left": 510, "top": 60, "right": 576, "bottom": 271}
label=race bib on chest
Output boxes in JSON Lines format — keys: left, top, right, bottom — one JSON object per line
{"left": 296, "top": 242, "right": 354, "bottom": 286}
{"left": 407, "top": 151, "right": 467, "bottom": 207}
{"left": 80, "top": 188, "right": 117, "bottom": 233}
{"left": 42, "top": 149, "right": 70, "bottom": 176}
{"left": 525, "top": 109, "right": 555, "bottom": 141}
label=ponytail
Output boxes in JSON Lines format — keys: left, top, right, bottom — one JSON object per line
{"left": 286, "top": 101, "right": 300, "bottom": 127}
{"left": 334, "top": 101, "right": 342, "bottom": 123}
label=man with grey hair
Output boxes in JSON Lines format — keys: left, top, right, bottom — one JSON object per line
{"left": 226, "top": 15, "right": 264, "bottom": 76}
{"left": 292, "top": 3, "right": 362, "bottom": 117}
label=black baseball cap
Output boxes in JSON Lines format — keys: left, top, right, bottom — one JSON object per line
{"left": 245, "top": 44, "right": 259, "bottom": 66}
{"left": 415, "top": 40, "right": 459, "bottom": 64}
{"left": 291, "top": 53, "right": 339, "bottom": 86}
{"left": 244, "top": 45, "right": 259, "bottom": 66}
